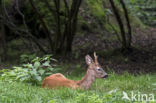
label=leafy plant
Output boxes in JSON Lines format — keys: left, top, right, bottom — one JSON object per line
{"left": 0, "top": 67, "right": 29, "bottom": 83}
{"left": 0, "top": 55, "right": 60, "bottom": 85}
{"left": 20, "top": 54, "right": 36, "bottom": 63}
{"left": 126, "top": 0, "right": 156, "bottom": 26}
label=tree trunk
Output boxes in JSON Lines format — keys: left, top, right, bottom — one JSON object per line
{"left": 120, "top": 0, "right": 132, "bottom": 48}
{"left": 0, "top": 0, "right": 7, "bottom": 61}
{"left": 64, "top": 0, "right": 82, "bottom": 54}
{"left": 109, "top": 0, "right": 127, "bottom": 49}
{"left": 54, "top": 0, "right": 62, "bottom": 51}
{"left": 55, "top": 0, "right": 82, "bottom": 55}
{"left": 0, "top": 24, "right": 7, "bottom": 61}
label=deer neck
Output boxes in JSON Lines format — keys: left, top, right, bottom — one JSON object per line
{"left": 77, "top": 69, "right": 96, "bottom": 90}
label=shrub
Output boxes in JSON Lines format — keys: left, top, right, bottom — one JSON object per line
{"left": 20, "top": 54, "right": 37, "bottom": 63}
{"left": 0, "top": 55, "right": 61, "bottom": 85}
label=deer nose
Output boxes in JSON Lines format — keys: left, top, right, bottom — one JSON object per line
{"left": 103, "top": 75, "right": 108, "bottom": 78}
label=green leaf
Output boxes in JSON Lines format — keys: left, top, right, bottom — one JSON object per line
{"left": 35, "top": 75, "right": 42, "bottom": 82}
{"left": 51, "top": 58, "right": 57, "bottom": 62}
{"left": 23, "top": 64, "right": 33, "bottom": 69}
{"left": 32, "top": 57, "right": 41, "bottom": 62}
{"left": 42, "top": 61, "right": 50, "bottom": 66}
{"left": 34, "top": 61, "right": 40, "bottom": 69}
{"left": 45, "top": 72, "right": 52, "bottom": 75}
{"left": 30, "top": 69, "right": 37, "bottom": 75}
{"left": 38, "top": 69, "right": 45, "bottom": 75}
{"left": 42, "top": 55, "right": 52, "bottom": 61}
{"left": 48, "top": 67, "right": 54, "bottom": 71}
{"left": 9, "top": 71, "right": 16, "bottom": 76}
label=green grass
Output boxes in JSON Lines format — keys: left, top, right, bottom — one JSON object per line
{"left": 0, "top": 73, "right": 156, "bottom": 103}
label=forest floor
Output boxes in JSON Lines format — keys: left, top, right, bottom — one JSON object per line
{"left": 70, "top": 27, "right": 156, "bottom": 74}
{"left": 0, "top": 27, "right": 156, "bottom": 74}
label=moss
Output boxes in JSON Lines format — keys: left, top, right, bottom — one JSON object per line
{"left": 104, "top": 23, "right": 118, "bottom": 33}
{"left": 3, "top": 0, "right": 11, "bottom": 6}
{"left": 88, "top": 0, "right": 106, "bottom": 22}
{"left": 130, "top": 15, "right": 146, "bottom": 29}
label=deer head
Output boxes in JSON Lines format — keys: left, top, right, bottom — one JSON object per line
{"left": 85, "top": 52, "right": 108, "bottom": 78}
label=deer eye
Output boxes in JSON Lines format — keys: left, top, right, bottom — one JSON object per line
{"left": 97, "top": 68, "right": 102, "bottom": 71}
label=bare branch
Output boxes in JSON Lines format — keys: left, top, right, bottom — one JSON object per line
{"left": 15, "top": 0, "right": 48, "bottom": 53}
{"left": 29, "top": 0, "right": 53, "bottom": 51}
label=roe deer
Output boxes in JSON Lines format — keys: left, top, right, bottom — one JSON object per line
{"left": 42, "top": 52, "right": 108, "bottom": 90}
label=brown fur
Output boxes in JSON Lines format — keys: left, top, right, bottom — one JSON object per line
{"left": 42, "top": 73, "right": 79, "bottom": 89}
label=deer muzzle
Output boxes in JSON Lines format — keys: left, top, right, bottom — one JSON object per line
{"left": 103, "top": 74, "right": 108, "bottom": 78}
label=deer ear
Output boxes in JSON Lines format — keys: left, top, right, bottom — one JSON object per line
{"left": 85, "top": 55, "right": 93, "bottom": 65}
